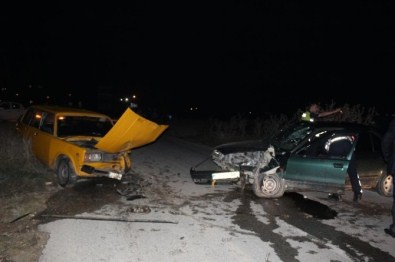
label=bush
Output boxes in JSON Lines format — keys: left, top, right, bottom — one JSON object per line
{"left": 187, "top": 103, "right": 378, "bottom": 146}
{"left": 0, "top": 122, "right": 52, "bottom": 187}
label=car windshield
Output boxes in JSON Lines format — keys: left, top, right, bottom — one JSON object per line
{"left": 57, "top": 116, "right": 113, "bottom": 137}
{"left": 272, "top": 123, "right": 313, "bottom": 151}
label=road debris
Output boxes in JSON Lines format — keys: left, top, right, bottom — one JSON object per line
{"left": 9, "top": 212, "right": 31, "bottom": 223}
{"left": 40, "top": 214, "right": 177, "bottom": 224}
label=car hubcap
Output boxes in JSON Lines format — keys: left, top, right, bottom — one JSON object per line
{"left": 59, "top": 164, "right": 69, "bottom": 184}
{"left": 262, "top": 176, "right": 277, "bottom": 192}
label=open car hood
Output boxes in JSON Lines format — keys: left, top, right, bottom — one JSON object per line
{"left": 95, "top": 108, "right": 169, "bottom": 153}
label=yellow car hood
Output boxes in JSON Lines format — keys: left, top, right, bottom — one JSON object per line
{"left": 95, "top": 108, "right": 169, "bottom": 153}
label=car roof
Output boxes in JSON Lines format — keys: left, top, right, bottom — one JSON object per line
{"left": 27, "top": 105, "right": 111, "bottom": 118}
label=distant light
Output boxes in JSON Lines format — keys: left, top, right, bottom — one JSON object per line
{"left": 125, "top": 98, "right": 129, "bottom": 102}
{"left": 46, "top": 96, "right": 50, "bottom": 99}
{"left": 132, "top": 94, "right": 136, "bottom": 99}
{"left": 16, "top": 93, "right": 19, "bottom": 96}
{"left": 68, "top": 93, "right": 72, "bottom": 97}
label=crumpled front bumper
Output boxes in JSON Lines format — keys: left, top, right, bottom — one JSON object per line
{"left": 190, "top": 168, "right": 240, "bottom": 184}
{"left": 81, "top": 165, "right": 123, "bottom": 180}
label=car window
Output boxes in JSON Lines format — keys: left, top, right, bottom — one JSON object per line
{"left": 40, "top": 112, "right": 55, "bottom": 134}
{"left": 355, "top": 132, "right": 371, "bottom": 152}
{"left": 21, "top": 108, "right": 35, "bottom": 125}
{"left": 355, "top": 131, "right": 382, "bottom": 154}
{"left": 371, "top": 133, "right": 382, "bottom": 153}
{"left": 57, "top": 116, "right": 113, "bottom": 137}
{"left": 272, "top": 123, "right": 313, "bottom": 151}
{"left": 296, "top": 131, "right": 333, "bottom": 157}
{"left": 31, "top": 110, "right": 43, "bottom": 129}
{"left": 297, "top": 131, "right": 357, "bottom": 159}
{"left": 326, "top": 135, "right": 355, "bottom": 158}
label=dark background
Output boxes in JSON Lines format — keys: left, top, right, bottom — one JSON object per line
{"left": 1, "top": 1, "right": 394, "bottom": 118}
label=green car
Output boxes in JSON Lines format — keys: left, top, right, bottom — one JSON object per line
{"left": 191, "top": 121, "right": 393, "bottom": 199}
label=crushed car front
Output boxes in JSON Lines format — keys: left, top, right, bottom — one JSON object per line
{"left": 60, "top": 108, "right": 169, "bottom": 181}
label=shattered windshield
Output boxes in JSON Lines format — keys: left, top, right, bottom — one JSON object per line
{"left": 272, "top": 123, "right": 313, "bottom": 151}
{"left": 57, "top": 116, "right": 113, "bottom": 138}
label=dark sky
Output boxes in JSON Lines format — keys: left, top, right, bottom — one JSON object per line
{"left": 1, "top": 1, "right": 394, "bottom": 117}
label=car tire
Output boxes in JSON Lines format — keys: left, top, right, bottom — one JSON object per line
{"left": 377, "top": 173, "right": 393, "bottom": 197}
{"left": 253, "top": 173, "right": 285, "bottom": 198}
{"left": 56, "top": 158, "right": 77, "bottom": 187}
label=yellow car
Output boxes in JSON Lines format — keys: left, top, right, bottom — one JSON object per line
{"left": 15, "top": 105, "right": 168, "bottom": 187}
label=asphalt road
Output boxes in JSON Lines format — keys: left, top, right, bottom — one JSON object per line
{"left": 38, "top": 134, "right": 395, "bottom": 262}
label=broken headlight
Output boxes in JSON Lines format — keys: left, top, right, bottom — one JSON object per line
{"left": 84, "top": 152, "right": 103, "bottom": 162}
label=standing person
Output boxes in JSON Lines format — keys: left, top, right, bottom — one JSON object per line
{"left": 381, "top": 116, "right": 395, "bottom": 238}
{"left": 301, "top": 103, "right": 342, "bottom": 122}
{"left": 326, "top": 135, "right": 363, "bottom": 202}
{"left": 301, "top": 103, "right": 361, "bottom": 201}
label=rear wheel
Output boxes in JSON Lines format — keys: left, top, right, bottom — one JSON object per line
{"left": 56, "top": 158, "right": 77, "bottom": 187}
{"left": 377, "top": 173, "right": 393, "bottom": 197}
{"left": 253, "top": 172, "right": 285, "bottom": 198}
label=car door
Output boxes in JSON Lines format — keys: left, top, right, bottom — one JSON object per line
{"left": 23, "top": 109, "right": 44, "bottom": 160}
{"left": 353, "top": 130, "right": 387, "bottom": 187}
{"left": 283, "top": 130, "right": 358, "bottom": 192}
{"left": 32, "top": 112, "right": 56, "bottom": 166}
{"left": 18, "top": 109, "right": 51, "bottom": 165}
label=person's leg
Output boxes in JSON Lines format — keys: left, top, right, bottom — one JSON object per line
{"left": 391, "top": 200, "right": 395, "bottom": 230}
{"left": 385, "top": 175, "right": 395, "bottom": 237}
{"left": 347, "top": 154, "right": 362, "bottom": 201}
{"left": 391, "top": 175, "right": 395, "bottom": 229}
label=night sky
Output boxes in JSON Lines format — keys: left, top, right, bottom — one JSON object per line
{"left": 1, "top": 1, "right": 394, "bottom": 118}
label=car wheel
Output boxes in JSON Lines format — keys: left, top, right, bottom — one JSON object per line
{"left": 377, "top": 173, "right": 393, "bottom": 197}
{"left": 253, "top": 173, "right": 285, "bottom": 198}
{"left": 56, "top": 158, "right": 76, "bottom": 187}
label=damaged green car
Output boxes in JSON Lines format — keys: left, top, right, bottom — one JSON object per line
{"left": 191, "top": 121, "right": 393, "bottom": 199}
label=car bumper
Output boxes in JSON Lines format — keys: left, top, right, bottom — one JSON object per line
{"left": 190, "top": 168, "right": 240, "bottom": 184}
{"left": 81, "top": 165, "right": 123, "bottom": 180}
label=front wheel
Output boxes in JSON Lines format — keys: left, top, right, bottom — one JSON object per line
{"left": 56, "top": 158, "right": 77, "bottom": 187}
{"left": 253, "top": 173, "right": 285, "bottom": 198}
{"left": 377, "top": 173, "right": 393, "bottom": 197}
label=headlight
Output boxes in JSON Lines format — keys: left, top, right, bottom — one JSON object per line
{"left": 84, "top": 152, "right": 102, "bottom": 162}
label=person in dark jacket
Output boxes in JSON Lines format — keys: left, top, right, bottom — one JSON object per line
{"left": 381, "top": 116, "right": 395, "bottom": 238}
{"left": 326, "top": 135, "right": 362, "bottom": 201}
{"left": 301, "top": 103, "right": 342, "bottom": 122}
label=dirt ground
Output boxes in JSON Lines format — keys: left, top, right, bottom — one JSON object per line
{"left": 0, "top": 171, "right": 146, "bottom": 262}
{"left": 0, "top": 120, "right": 167, "bottom": 262}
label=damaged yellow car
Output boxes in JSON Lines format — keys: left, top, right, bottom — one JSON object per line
{"left": 15, "top": 105, "right": 168, "bottom": 187}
